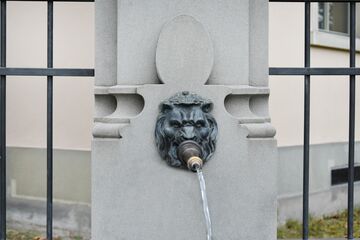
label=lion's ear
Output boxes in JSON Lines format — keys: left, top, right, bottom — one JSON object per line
{"left": 160, "top": 103, "right": 173, "bottom": 113}
{"left": 201, "top": 102, "right": 213, "bottom": 113}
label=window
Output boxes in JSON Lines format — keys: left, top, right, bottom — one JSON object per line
{"left": 312, "top": 3, "right": 360, "bottom": 50}
{"left": 318, "top": 3, "right": 349, "bottom": 35}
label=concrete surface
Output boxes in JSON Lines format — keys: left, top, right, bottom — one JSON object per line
{"left": 278, "top": 142, "right": 360, "bottom": 196}
{"left": 95, "top": 0, "right": 117, "bottom": 86}
{"left": 156, "top": 15, "right": 214, "bottom": 86}
{"left": 93, "top": 1, "right": 277, "bottom": 239}
{"left": 7, "top": 196, "right": 90, "bottom": 239}
{"left": 277, "top": 142, "right": 360, "bottom": 223}
{"left": 278, "top": 182, "right": 360, "bottom": 224}
{"left": 115, "top": 0, "right": 251, "bottom": 85}
{"left": 7, "top": 147, "right": 90, "bottom": 203}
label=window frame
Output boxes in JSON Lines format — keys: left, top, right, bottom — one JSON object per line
{"left": 311, "top": 3, "right": 360, "bottom": 51}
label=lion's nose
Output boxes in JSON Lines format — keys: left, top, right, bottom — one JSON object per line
{"left": 181, "top": 126, "right": 195, "bottom": 140}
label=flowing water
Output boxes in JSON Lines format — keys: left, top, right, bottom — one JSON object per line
{"left": 196, "top": 168, "right": 213, "bottom": 240}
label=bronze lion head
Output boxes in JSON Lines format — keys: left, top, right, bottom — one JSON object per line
{"left": 155, "top": 91, "right": 218, "bottom": 168}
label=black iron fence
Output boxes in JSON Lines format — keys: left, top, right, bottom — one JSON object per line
{"left": 0, "top": 0, "right": 357, "bottom": 240}
{"left": 269, "top": 0, "right": 358, "bottom": 239}
{"left": 0, "top": 1, "right": 94, "bottom": 240}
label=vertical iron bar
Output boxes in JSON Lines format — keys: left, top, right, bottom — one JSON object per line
{"left": 47, "top": 1, "right": 53, "bottom": 239}
{"left": 303, "top": 1, "right": 311, "bottom": 239}
{"left": 0, "top": 1, "right": 5, "bottom": 240}
{"left": 347, "top": 2, "right": 356, "bottom": 240}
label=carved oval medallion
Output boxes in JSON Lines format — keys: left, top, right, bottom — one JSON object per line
{"left": 156, "top": 15, "right": 214, "bottom": 86}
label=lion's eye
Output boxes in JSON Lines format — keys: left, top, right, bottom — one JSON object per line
{"left": 170, "top": 120, "right": 181, "bottom": 128}
{"left": 195, "top": 121, "right": 205, "bottom": 128}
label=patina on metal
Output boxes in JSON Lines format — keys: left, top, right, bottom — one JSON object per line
{"left": 155, "top": 91, "right": 218, "bottom": 170}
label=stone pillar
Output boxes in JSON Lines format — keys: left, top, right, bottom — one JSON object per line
{"left": 93, "top": 1, "right": 277, "bottom": 239}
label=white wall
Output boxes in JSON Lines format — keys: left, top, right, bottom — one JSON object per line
{"left": 269, "top": 2, "right": 360, "bottom": 147}
{"left": 6, "top": 2, "right": 94, "bottom": 151}
{"left": 5, "top": 2, "right": 359, "bottom": 149}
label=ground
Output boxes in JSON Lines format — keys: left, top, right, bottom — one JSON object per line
{"left": 278, "top": 207, "right": 360, "bottom": 238}
{"left": 6, "top": 208, "right": 360, "bottom": 239}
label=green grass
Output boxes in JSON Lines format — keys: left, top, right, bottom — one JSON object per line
{"left": 278, "top": 207, "right": 360, "bottom": 238}
{"left": 6, "top": 229, "right": 40, "bottom": 240}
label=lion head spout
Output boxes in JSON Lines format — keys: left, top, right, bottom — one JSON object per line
{"left": 155, "top": 91, "right": 218, "bottom": 168}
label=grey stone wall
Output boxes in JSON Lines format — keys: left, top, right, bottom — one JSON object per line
{"left": 93, "top": 1, "right": 277, "bottom": 239}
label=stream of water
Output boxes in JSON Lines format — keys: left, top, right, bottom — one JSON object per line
{"left": 196, "top": 168, "right": 213, "bottom": 240}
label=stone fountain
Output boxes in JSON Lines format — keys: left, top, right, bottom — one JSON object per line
{"left": 93, "top": 1, "right": 277, "bottom": 239}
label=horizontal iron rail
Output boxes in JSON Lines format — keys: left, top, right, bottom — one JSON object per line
{"left": 0, "top": 67, "right": 94, "bottom": 76}
{"left": 270, "top": 0, "right": 360, "bottom": 2}
{"left": 5, "top": 0, "right": 94, "bottom": 2}
{"left": 269, "top": 67, "right": 360, "bottom": 75}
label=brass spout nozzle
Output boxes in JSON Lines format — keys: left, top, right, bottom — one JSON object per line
{"left": 177, "top": 141, "right": 203, "bottom": 172}
{"left": 187, "top": 156, "right": 203, "bottom": 171}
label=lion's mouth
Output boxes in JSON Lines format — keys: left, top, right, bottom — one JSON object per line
{"left": 166, "top": 136, "right": 209, "bottom": 168}
{"left": 174, "top": 140, "right": 204, "bottom": 157}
